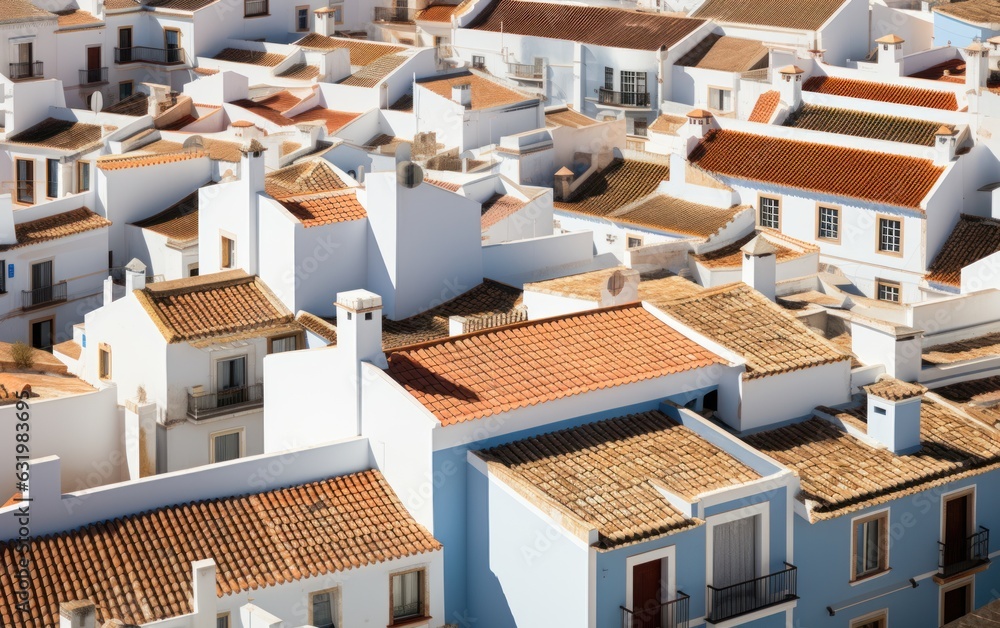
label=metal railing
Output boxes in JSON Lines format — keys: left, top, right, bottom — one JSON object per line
{"left": 22, "top": 281, "right": 68, "bottom": 310}
{"left": 621, "top": 591, "right": 689, "bottom": 628}
{"left": 115, "top": 46, "right": 185, "bottom": 65}
{"left": 507, "top": 62, "right": 543, "bottom": 79}
{"left": 706, "top": 563, "right": 798, "bottom": 623}
{"left": 188, "top": 383, "right": 264, "bottom": 420}
{"left": 244, "top": 0, "right": 268, "bottom": 15}
{"left": 9, "top": 61, "right": 43, "bottom": 80}
{"left": 374, "top": 6, "right": 416, "bottom": 21}
{"left": 939, "top": 526, "right": 990, "bottom": 579}
{"left": 598, "top": 87, "right": 650, "bottom": 108}
{"left": 80, "top": 67, "right": 108, "bottom": 85}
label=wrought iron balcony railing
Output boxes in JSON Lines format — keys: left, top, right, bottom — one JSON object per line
{"left": 621, "top": 591, "right": 689, "bottom": 628}
{"left": 115, "top": 46, "right": 185, "bottom": 65}
{"left": 9, "top": 61, "right": 43, "bottom": 80}
{"left": 598, "top": 87, "right": 650, "bottom": 108}
{"left": 22, "top": 281, "right": 68, "bottom": 310}
{"left": 188, "top": 384, "right": 264, "bottom": 420}
{"left": 706, "top": 563, "right": 798, "bottom": 623}
{"left": 939, "top": 526, "right": 990, "bottom": 579}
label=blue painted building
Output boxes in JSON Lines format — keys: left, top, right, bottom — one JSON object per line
{"left": 933, "top": 6, "right": 1000, "bottom": 48}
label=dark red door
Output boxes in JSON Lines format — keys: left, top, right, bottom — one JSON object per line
{"left": 943, "top": 584, "right": 970, "bottom": 624}
{"left": 944, "top": 496, "right": 970, "bottom": 568}
{"left": 632, "top": 560, "right": 662, "bottom": 628}
{"left": 87, "top": 47, "right": 100, "bottom": 71}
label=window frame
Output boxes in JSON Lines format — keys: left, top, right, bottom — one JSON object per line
{"left": 77, "top": 160, "right": 91, "bottom": 193}
{"left": 939, "top": 576, "right": 974, "bottom": 626}
{"left": 209, "top": 427, "right": 245, "bottom": 463}
{"left": 220, "top": 234, "right": 236, "bottom": 269}
{"left": 757, "top": 193, "right": 781, "bottom": 230}
{"left": 626, "top": 235, "right": 644, "bottom": 249}
{"left": 850, "top": 609, "right": 888, "bottom": 628}
{"left": 604, "top": 66, "right": 614, "bottom": 90}
{"left": 850, "top": 509, "right": 890, "bottom": 583}
{"left": 876, "top": 215, "right": 903, "bottom": 257}
{"left": 472, "top": 55, "right": 485, "bottom": 69}
{"left": 267, "top": 332, "right": 302, "bottom": 354}
{"left": 707, "top": 85, "right": 733, "bottom": 113}
{"left": 816, "top": 203, "right": 841, "bottom": 243}
{"left": 45, "top": 158, "right": 59, "bottom": 199}
{"left": 332, "top": 3, "right": 344, "bottom": 23}
{"left": 295, "top": 5, "right": 310, "bottom": 31}
{"left": 389, "top": 567, "right": 428, "bottom": 625}
{"left": 308, "top": 586, "right": 341, "bottom": 628}
{"left": 875, "top": 278, "right": 901, "bottom": 303}
{"left": 15, "top": 158, "right": 34, "bottom": 205}
{"left": 705, "top": 502, "right": 769, "bottom": 589}
{"left": 118, "top": 80, "right": 134, "bottom": 101}
{"left": 98, "top": 343, "right": 112, "bottom": 380}
{"left": 216, "top": 612, "right": 231, "bottom": 628}
{"left": 0, "top": 259, "right": 6, "bottom": 294}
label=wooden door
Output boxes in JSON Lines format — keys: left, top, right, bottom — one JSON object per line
{"left": 944, "top": 495, "right": 970, "bottom": 567}
{"left": 632, "top": 560, "right": 662, "bottom": 628}
{"left": 87, "top": 47, "right": 101, "bottom": 71}
{"left": 943, "top": 584, "right": 970, "bottom": 624}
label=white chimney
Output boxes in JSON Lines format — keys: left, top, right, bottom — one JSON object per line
{"left": 60, "top": 601, "right": 96, "bottom": 628}
{"left": 103, "top": 276, "right": 114, "bottom": 306}
{"left": 191, "top": 559, "right": 217, "bottom": 628}
{"left": 452, "top": 83, "right": 472, "bottom": 108}
{"left": 850, "top": 318, "right": 923, "bottom": 381}
{"left": 776, "top": 65, "right": 804, "bottom": 109}
{"left": 553, "top": 166, "right": 574, "bottom": 201}
{"left": 863, "top": 376, "right": 925, "bottom": 454}
{"left": 599, "top": 268, "right": 640, "bottom": 306}
{"left": 239, "top": 139, "right": 267, "bottom": 195}
{"left": 741, "top": 235, "right": 777, "bottom": 301}
{"left": 124, "top": 258, "right": 146, "bottom": 293}
{"left": 875, "top": 34, "right": 905, "bottom": 76}
{"left": 963, "top": 40, "right": 991, "bottom": 91}
{"left": 315, "top": 7, "right": 333, "bottom": 36}
{"left": 678, "top": 109, "right": 715, "bottom": 159}
{"left": 336, "top": 290, "right": 388, "bottom": 370}
{"left": 449, "top": 315, "right": 467, "bottom": 336}
{"left": 934, "top": 125, "right": 958, "bottom": 165}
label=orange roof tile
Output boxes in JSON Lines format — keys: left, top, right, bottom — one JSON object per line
{"left": 7, "top": 118, "right": 103, "bottom": 151}
{"left": 480, "top": 194, "right": 526, "bottom": 229}
{"left": 293, "top": 34, "right": 405, "bottom": 66}
{"left": 418, "top": 3, "right": 460, "bottom": 21}
{"left": 470, "top": 0, "right": 704, "bottom": 51}
{"left": 340, "top": 54, "right": 409, "bottom": 88}
{"left": 677, "top": 34, "right": 768, "bottom": 72}
{"left": 608, "top": 194, "right": 745, "bottom": 237}
{"left": 97, "top": 151, "right": 204, "bottom": 171}
{"left": 0, "top": 471, "right": 440, "bottom": 627}
{"left": 290, "top": 107, "right": 360, "bottom": 133}
{"left": 385, "top": 304, "right": 724, "bottom": 425}
{"left": 933, "top": 0, "right": 1000, "bottom": 28}
{"left": 933, "top": 375, "right": 1000, "bottom": 427}
{"left": 297, "top": 310, "right": 338, "bottom": 343}
{"left": 0, "top": 0, "right": 55, "bottom": 23}
{"left": 748, "top": 90, "right": 780, "bottom": 123}
{"left": 688, "top": 129, "right": 944, "bottom": 209}
{"left": 416, "top": 72, "right": 532, "bottom": 110}
{"left": 692, "top": 231, "right": 813, "bottom": 269}
{"left": 54, "top": 9, "right": 102, "bottom": 28}
{"left": 926, "top": 214, "right": 1000, "bottom": 288}
{"left": 783, "top": 103, "right": 948, "bottom": 146}
{"left": 212, "top": 47, "right": 285, "bottom": 67}
{"left": 279, "top": 190, "right": 366, "bottom": 227}
{"left": 131, "top": 190, "right": 200, "bottom": 244}
{"left": 545, "top": 107, "right": 597, "bottom": 128}
{"left": 276, "top": 63, "right": 320, "bottom": 80}
{"left": 803, "top": 75, "right": 959, "bottom": 111}
{"left": 265, "top": 160, "right": 348, "bottom": 198}
{"left": 0, "top": 208, "right": 110, "bottom": 251}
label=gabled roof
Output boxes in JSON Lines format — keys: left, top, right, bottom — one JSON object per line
{"left": 803, "top": 76, "right": 959, "bottom": 111}
{"left": 480, "top": 194, "right": 526, "bottom": 229}
{"left": 0, "top": 0, "right": 56, "bottom": 24}
{"left": 7, "top": 118, "right": 105, "bottom": 151}
{"left": 385, "top": 304, "right": 724, "bottom": 425}
{"left": 340, "top": 54, "right": 409, "bottom": 88}
{"left": 933, "top": 0, "right": 1000, "bottom": 28}
{"left": 688, "top": 129, "right": 944, "bottom": 210}
{"left": 676, "top": 34, "right": 769, "bottom": 73}
{"left": 0, "top": 470, "right": 440, "bottom": 627}
{"left": 265, "top": 160, "right": 349, "bottom": 199}
{"left": 926, "top": 214, "right": 1000, "bottom": 288}
{"left": 145, "top": 0, "right": 218, "bottom": 11}
{"left": 134, "top": 270, "right": 298, "bottom": 344}
{"left": 469, "top": 0, "right": 705, "bottom": 51}
{"left": 278, "top": 191, "right": 367, "bottom": 227}
{"left": 607, "top": 194, "right": 746, "bottom": 238}
{"left": 293, "top": 34, "right": 405, "bottom": 66}
{"left": 131, "top": 190, "right": 201, "bottom": 245}
{"left": 416, "top": 72, "right": 533, "bottom": 110}
{"left": 477, "top": 410, "right": 761, "bottom": 548}
{"left": 783, "top": 104, "right": 949, "bottom": 146}
{"left": 0, "top": 208, "right": 110, "bottom": 252}
{"left": 748, "top": 90, "right": 781, "bottom": 123}
{"left": 692, "top": 0, "right": 847, "bottom": 30}
{"left": 554, "top": 158, "right": 671, "bottom": 215}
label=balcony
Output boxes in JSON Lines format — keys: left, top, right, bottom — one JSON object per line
{"left": 115, "top": 46, "right": 185, "bottom": 65}
{"left": 22, "top": 282, "right": 68, "bottom": 311}
{"left": 706, "top": 563, "right": 798, "bottom": 624}
{"left": 244, "top": 0, "right": 268, "bottom": 16}
{"left": 938, "top": 527, "right": 990, "bottom": 580}
{"left": 9, "top": 61, "right": 43, "bottom": 80}
{"left": 507, "top": 62, "right": 543, "bottom": 81}
{"left": 598, "top": 87, "right": 650, "bottom": 108}
{"left": 80, "top": 67, "right": 109, "bottom": 85}
{"left": 621, "top": 591, "right": 689, "bottom": 628}
{"left": 188, "top": 383, "right": 264, "bottom": 420}
{"left": 373, "top": 6, "right": 416, "bottom": 22}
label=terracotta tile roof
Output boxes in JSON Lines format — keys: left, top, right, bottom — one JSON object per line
{"left": 0, "top": 208, "right": 110, "bottom": 252}
{"left": 53, "top": 339, "right": 82, "bottom": 360}
{"left": 803, "top": 76, "right": 959, "bottom": 111}
{"left": 745, "top": 400, "right": 1000, "bottom": 520}
{"left": 277, "top": 63, "right": 320, "bottom": 80}
{"left": 477, "top": 410, "right": 760, "bottom": 548}
{"left": 160, "top": 114, "right": 197, "bottom": 131}
{"left": 280, "top": 141, "right": 301, "bottom": 156}
{"left": 134, "top": 270, "right": 296, "bottom": 343}
{"left": 864, "top": 376, "right": 927, "bottom": 401}
{"left": 364, "top": 134, "right": 411, "bottom": 155}
{"left": 677, "top": 34, "right": 768, "bottom": 72}
{"left": 545, "top": 107, "right": 596, "bottom": 129}
{"left": 103, "top": 0, "right": 140, "bottom": 9}
{"left": 692, "top": 0, "right": 847, "bottom": 30}
{"left": 649, "top": 114, "right": 687, "bottom": 134}
{"left": 658, "top": 283, "right": 849, "bottom": 378}
{"left": 390, "top": 93, "right": 413, "bottom": 112}
{"left": 783, "top": 104, "right": 947, "bottom": 146}
{"left": 933, "top": 375, "right": 1000, "bottom": 427}
{"left": 692, "top": 231, "right": 814, "bottom": 269}
{"left": 278, "top": 190, "right": 366, "bottom": 227}
{"left": 609, "top": 194, "right": 746, "bottom": 237}
{"left": 198, "top": 138, "right": 239, "bottom": 162}
{"left": 748, "top": 90, "right": 780, "bottom": 123}
{"left": 926, "top": 214, "right": 1000, "bottom": 288}
{"left": 290, "top": 107, "right": 360, "bottom": 133}
{"left": 213, "top": 48, "right": 286, "bottom": 66}
{"left": 480, "top": 194, "right": 526, "bottom": 229}
{"left": 382, "top": 280, "right": 524, "bottom": 349}
{"left": 924, "top": 332, "right": 1000, "bottom": 366}
{"left": 417, "top": 72, "right": 532, "bottom": 110}
{"left": 254, "top": 89, "right": 305, "bottom": 112}
{"left": 933, "top": 0, "right": 1000, "bottom": 27}
{"left": 97, "top": 151, "right": 203, "bottom": 171}
{"left": 297, "top": 310, "right": 338, "bottom": 343}
{"left": 418, "top": 3, "right": 460, "bottom": 20}
{"left": 688, "top": 129, "right": 944, "bottom": 210}
{"left": 294, "top": 34, "right": 405, "bottom": 66}
{"left": 425, "top": 179, "right": 462, "bottom": 192}
{"left": 55, "top": 9, "right": 102, "bottom": 28}
{"left": 0, "top": 0, "right": 55, "bottom": 23}
{"left": 131, "top": 189, "right": 200, "bottom": 244}
{"left": 385, "top": 304, "right": 723, "bottom": 425}
{"left": 554, "top": 158, "right": 670, "bottom": 216}
{"left": 341, "top": 53, "right": 411, "bottom": 88}
{"left": 146, "top": 0, "right": 218, "bottom": 10}
{"left": 470, "top": 0, "right": 704, "bottom": 51}
{"left": 7, "top": 118, "right": 103, "bottom": 151}
{"left": 265, "top": 160, "right": 348, "bottom": 199}
{"left": 0, "top": 470, "right": 440, "bottom": 627}
{"left": 526, "top": 267, "right": 704, "bottom": 303}
{"left": 104, "top": 94, "right": 149, "bottom": 116}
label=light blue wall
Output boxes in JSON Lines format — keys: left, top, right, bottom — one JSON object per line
{"left": 933, "top": 13, "right": 1000, "bottom": 47}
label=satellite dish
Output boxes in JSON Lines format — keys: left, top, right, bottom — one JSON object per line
{"left": 182, "top": 135, "right": 204, "bottom": 151}
{"left": 396, "top": 161, "right": 424, "bottom": 189}
{"left": 606, "top": 270, "right": 625, "bottom": 297}
{"left": 90, "top": 91, "right": 104, "bottom": 114}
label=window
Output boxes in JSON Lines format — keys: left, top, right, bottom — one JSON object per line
{"left": 633, "top": 117, "right": 648, "bottom": 138}
{"left": 216, "top": 613, "right": 230, "bottom": 628}
{"left": 332, "top": 4, "right": 343, "bottom": 23}
{"left": 118, "top": 27, "right": 133, "bottom": 62}
{"left": 619, "top": 70, "right": 647, "bottom": 106}
{"left": 269, "top": 334, "right": 299, "bottom": 354}
{"left": 878, "top": 217, "right": 901, "bottom": 254}
{"left": 309, "top": 588, "right": 339, "bottom": 628}
{"left": 627, "top": 235, "right": 643, "bottom": 249}
{"left": 211, "top": 429, "right": 243, "bottom": 463}
{"left": 708, "top": 87, "right": 733, "bottom": 112}
{"left": 99, "top": 343, "right": 112, "bottom": 380}
{"left": 15, "top": 159, "right": 33, "bottom": 204}
{"left": 296, "top": 5, "right": 309, "bottom": 31}
{"left": 245, "top": 0, "right": 268, "bottom": 16}
{"left": 391, "top": 569, "right": 425, "bottom": 623}
{"left": 188, "top": 264, "right": 199, "bottom": 277}
{"left": 604, "top": 66, "right": 614, "bottom": 90}
{"left": 118, "top": 81, "right": 133, "bottom": 101}
{"left": 217, "top": 356, "right": 246, "bottom": 391}
{"left": 818, "top": 205, "right": 839, "bottom": 241}
{"left": 472, "top": 55, "right": 485, "bottom": 69}
{"left": 876, "top": 279, "right": 900, "bottom": 303}
{"left": 46, "top": 158, "right": 58, "bottom": 198}
{"left": 851, "top": 511, "right": 888, "bottom": 581}
{"left": 759, "top": 196, "right": 780, "bottom": 229}
{"left": 78, "top": 161, "right": 91, "bottom": 193}
{"left": 11, "top": 41, "right": 35, "bottom": 79}
{"left": 850, "top": 610, "right": 887, "bottom": 628}
{"left": 0, "top": 260, "right": 6, "bottom": 294}
{"left": 220, "top": 235, "right": 236, "bottom": 269}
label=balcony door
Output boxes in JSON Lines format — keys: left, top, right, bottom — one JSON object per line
{"left": 15, "top": 159, "right": 33, "bottom": 204}
{"left": 943, "top": 493, "right": 972, "bottom": 569}
{"left": 216, "top": 356, "right": 247, "bottom": 407}
{"left": 164, "top": 29, "right": 181, "bottom": 63}
{"left": 86, "top": 46, "right": 101, "bottom": 83}
{"left": 118, "top": 27, "right": 133, "bottom": 63}
{"left": 31, "top": 260, "right": 53, "bottom": 306}
{"left": 712, "top": 516, "right": 759, "bottom": 616}
{"left": 631, "top": 559, "right": 663, "bottom": 628}
{"left": 31, "top": 318, "right": 53, "bottom": 352}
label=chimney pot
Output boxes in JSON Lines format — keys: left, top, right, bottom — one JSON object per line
{"left": 863, "top": 376, "right": 926, "bottom": 454}
{"left": 452, "top": 83, "right": 472, "bottom": 108}
{"left": 740, "top": 235, "right": 777, "bottom": 301}
{"left": 124, "top": 259, "right": 146, "bottom": 294}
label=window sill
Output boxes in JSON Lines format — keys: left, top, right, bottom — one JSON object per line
{"left": 243, "top": 12, "right": 270, "bottom": 17}
{"left": 850, "top": 567, "right": 891, "bottom": 586}
{"left": 388, "top": 616, "right": 431, "bottom": 628}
